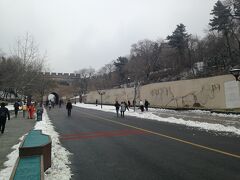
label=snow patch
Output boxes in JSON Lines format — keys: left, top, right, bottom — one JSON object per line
{"left": 34, "top": 109, "right": 72, "bottom": 180}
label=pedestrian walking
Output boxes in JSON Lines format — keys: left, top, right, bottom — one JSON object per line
{"left": 124, "top": 101, "right": 129, "bottom": 111}
{"left": 114, "top": 101, "right": 120, "bottom": 117}
{"left": 120, "top": 102, "right": 126, "bottom": 117}
{"left": 96, "top": 99, "right": 98, "bottom": 106}
{"left": 139, "top": 100, "right": 144, "bottom": 112}
{"left": 14, "top": 101, "right": 20, "bottom": 118}
{"left": 36, "top": 104, "right": 44, "bottom": 121}
{"left": 132, "top": 100, "right": 136, "bottom": 107}
{"left": 22, "top": 103, "right": 27, "bottom": 118}
{"left": 0, "top": 102, "right": 10, "bottom": 134}
{"left": 59, "top": 99, "right": 63, "bottom": 108}
{"left": 28, "top": 103, "right": 35, "bottom": 119}
{"left": 51, "top": 101, "right": 55, "bottom": 108}
{"left": 66, "top": 100, "right": 72, "bottom": 117}
{"left": 144, "top": 99, "right": 150, "bottom": 111}
{"left": 46, "top": 100, "right": 49, "bottom": 106}
{"left": 128, "top": 100, "right": 131, "bottom": 108}
{"left": 48, "top": 103, "right": 52, "bottom": 111}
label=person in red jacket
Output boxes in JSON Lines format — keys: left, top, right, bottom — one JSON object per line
{"left": 28, "top": 103, "right": 35, "bottom": 119}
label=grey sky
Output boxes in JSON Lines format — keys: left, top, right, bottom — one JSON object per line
{"left": 0, "top": 0, "right": 216, "bottom": 73}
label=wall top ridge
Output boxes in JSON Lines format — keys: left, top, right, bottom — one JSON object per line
{"left": 41, "top": 71, "right": 81, "bottom": 79}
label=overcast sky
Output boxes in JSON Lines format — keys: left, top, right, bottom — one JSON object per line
{"left": 0, "top": 0, "right": 216, "bottom": 73}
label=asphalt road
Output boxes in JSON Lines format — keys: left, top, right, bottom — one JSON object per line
{"left": 48, "top": 106, "right": 240, "bottom": 180}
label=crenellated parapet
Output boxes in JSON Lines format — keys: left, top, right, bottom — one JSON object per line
{"left": 41, "top": 72, "right": 81, "bottom": 81}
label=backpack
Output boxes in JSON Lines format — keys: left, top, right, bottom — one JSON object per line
{"left": 0, "top": 108, "right": 6, "bottom": 117}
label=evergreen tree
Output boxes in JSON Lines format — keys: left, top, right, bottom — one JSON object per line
{"left": 209, "top": 1, "right": 232, "bottom": 32}
{"left": 113, "top": 57, "right": 128, "bottom": 84}
{"left": 233, "top": 0, "right": 240, "bottom": 19}
{"left": 167, "top": 23, "right": 190, "bottom": 70}
{"left": 209, "top": 0, "right": 234, "bottom": 63}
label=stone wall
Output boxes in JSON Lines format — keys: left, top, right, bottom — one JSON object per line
{"left": 86, "top": 75, "right": 240, "bottom": 109}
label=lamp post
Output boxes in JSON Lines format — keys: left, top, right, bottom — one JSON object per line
{"left": 230, "top": 68, "right": 240, "bottom": 81}
{"left": 97, "top": 90, "right": 105, "bottom": 109}
{"left": 127, "top": 77, "right": 130, "bottom": 88}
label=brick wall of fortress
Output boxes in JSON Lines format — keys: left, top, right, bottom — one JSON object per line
{"left": 86, "top": 75, "right": 240, "bottom": 109}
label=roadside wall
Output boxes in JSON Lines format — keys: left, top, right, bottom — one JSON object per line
{"left": 86, "top": 75, "right": 239, "bottom": 109}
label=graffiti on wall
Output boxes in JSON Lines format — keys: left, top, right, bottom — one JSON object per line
{"left": 111, "top": 86, "right": 140, "bottom": 103}
{"left": 150, "top": 83, "right": 221, "bottom": 108}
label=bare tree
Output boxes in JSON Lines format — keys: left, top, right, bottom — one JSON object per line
{"left": 74, "top": 67, "right": 96, "bottom": 95}
{"left": 0, "top": 33, "right": 47, "bottom": 101}
{"left": 129, "top": 39, "right": 161, "bottom": 82}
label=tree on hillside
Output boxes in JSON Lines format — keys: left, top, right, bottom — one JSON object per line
{"left": 230, "top": 0, "right": 240, "bottom": 58}
{"left": 113, "top": 56, "right": 128, "bottom": 84}
{"left": 129, "top": 39, "right": 161, "bottom": 82}
{"left": 74, "top": 67, "right": 95, "bottom": 95}
{"left": 80, "top": 1, "right": 240, "bottom": 88}
{"left": 209, "top": 0, "right": 235, "bottom": 64}
{"left": 167, "top": 23, "right": 190, "bottom": 71}
{"left": 234, "top": 0, "right": 240, "bottom": 19}
{"left": 94, "top": 62, "right": 115, "bottom": 89}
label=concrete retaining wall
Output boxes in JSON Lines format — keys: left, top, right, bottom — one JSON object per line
{"left": 86, "top": 75, "right": 240, "bottom": 109}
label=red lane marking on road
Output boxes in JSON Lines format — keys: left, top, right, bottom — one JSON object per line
{"left": 60, "top": 129, "right": 148, "bottom": 141}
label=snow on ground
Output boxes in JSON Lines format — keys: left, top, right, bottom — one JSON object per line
{"left": 74, "top": 103, "right": 240, "bottom": 136}
{"left": 187, "top": 109, "right": 240, "bottom": 118}
{"left": 6, "top": 104, "right": 14, "bottom": 111}
{"left": 35, "top": 109, "right": 72, "bottom": 180}
{"left": 150, "top": 108, "right": 240, "bottom": 118}
{"left": 0, "top": 108, "right": 72, "bottom": 180}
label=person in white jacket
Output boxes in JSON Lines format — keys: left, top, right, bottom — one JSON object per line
{"left": 120, "top": 102, "right": 126, "bottom": 117}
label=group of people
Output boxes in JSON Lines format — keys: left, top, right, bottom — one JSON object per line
{"left": 0, "top": 97, "right": 73, "bottom": 134}
{"left": 114, "top": 101, "right": 129, "bottom": 117}
{"left": 139, "top": 99, "right": 150, "bottom": 112}
{"left": 114, "top": 99, "right": 150, "bottom": 117}
{"left": 14, "top": 101, "right": 38, "bottom": 119}
{"left": 47, "top": 99, "right": 64, "bottom": 110}
{"left": 0, "top": 100, "right": 41, "bottom": 134}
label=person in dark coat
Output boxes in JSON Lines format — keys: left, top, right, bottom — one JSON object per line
{"left": 14, "top": 101, "right": 20, "bottom": 118}
{"left": 144, "top": 99, "right": 150, "bottom": 111}
{"left": 124, "top": 101, "right": 129, "bottom": 111}
{"left": 128, "top": 100, "right": 131, "bottom": 108}
{"left": 0, "top": 102, "right": 10, "bottom": 134}
{"left": 59, "top": 99, "right": 63, "bottom": 108}
{"left": 114, "top": 101, "right": 120, "bottom": 117}
{"left": 139, "top": 100, "right": 144, "bottom": 112}
{"left": 66, "top": 100, "right": 73, "bottom": 117}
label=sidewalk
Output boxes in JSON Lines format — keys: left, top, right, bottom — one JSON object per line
{"left": 0, "top": 112, "right": 36, "bottom": 170}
